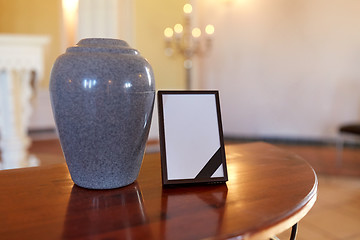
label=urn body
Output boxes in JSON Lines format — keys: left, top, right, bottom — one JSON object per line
{"left": 49, "top": 38, "right": 155, "bottom": 189}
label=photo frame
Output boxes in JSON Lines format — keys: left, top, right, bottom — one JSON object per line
{"left": 158, "top": 90, "right": 228, "bottom": 185}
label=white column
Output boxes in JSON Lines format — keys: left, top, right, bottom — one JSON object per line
{"left": 0, "top": 34, "right": 50, "bottom": 169}
{"left": 77, "top": 0, "right": 134, "bottom": 45}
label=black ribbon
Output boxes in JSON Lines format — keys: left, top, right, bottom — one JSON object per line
{"left": 195, "top": 147, "right": 223, "bottom": 179}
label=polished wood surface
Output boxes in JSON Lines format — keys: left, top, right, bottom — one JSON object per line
{"left": 0, "top": 142, "right": 317, "bottom": 240}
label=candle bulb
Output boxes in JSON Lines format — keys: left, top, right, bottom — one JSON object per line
{"left": 174, "top": 24, "right": 183, "bottom": 40}
{"left": 183, "top": 3, "right": 192, "bottom": 15}
{"left": 205, "top": 24, "right": 215, "bottom": 36}
{"left": 164, "top": 27, "right": 174, "bottom": 39}
{"left": 192, "top": 28, "right": 201, "bottom": 38}
{"left": 174, "top": 24, "right": 183, "bottom": 34}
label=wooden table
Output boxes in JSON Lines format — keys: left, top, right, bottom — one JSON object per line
{"left": 0, "top": 142, "right": 317, "bottom": 240}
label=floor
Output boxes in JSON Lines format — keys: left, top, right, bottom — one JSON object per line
{"left": 1, "top": 138, "right": 360, "bottom": 240}
{"left": 276, "top": 175, "right": 360, "bottom": 240}
{"left": 273, "top": 143, "right": 360, "bottom": 240}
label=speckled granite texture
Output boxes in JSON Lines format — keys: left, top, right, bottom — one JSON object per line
{"left": 49, "top": 38, "right": 155, "bottom": 189}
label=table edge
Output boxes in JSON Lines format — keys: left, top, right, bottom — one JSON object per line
{"left": 242, "top": 168, "right": 318, "bottom": 240}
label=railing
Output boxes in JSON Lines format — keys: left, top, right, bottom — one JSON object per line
{"left": 0, "top": 34, "right": 50, "bottom": 169}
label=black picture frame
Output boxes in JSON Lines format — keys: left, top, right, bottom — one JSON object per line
{"left": 158, "top": 90, "right": 228, "bottom": 185}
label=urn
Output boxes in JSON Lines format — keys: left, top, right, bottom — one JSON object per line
{"left": 49, "top": 38, "right": 155, "bottom": 189}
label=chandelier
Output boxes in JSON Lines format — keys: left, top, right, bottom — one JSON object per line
{"left": 163, "top": 3, "right": 214, "bottom": 89}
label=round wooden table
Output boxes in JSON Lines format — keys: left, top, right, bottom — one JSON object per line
{"left": 0, "top": 142, "right": 317, "bottom": 240}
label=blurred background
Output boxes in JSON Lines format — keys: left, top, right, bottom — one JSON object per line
{"left": 1, "top": 0, "right": 360, "bottom": 142}
{"left": 1, "top": 1, "right": 360, "bottom": 239}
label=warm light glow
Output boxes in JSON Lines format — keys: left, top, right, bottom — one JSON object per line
{"left": 183, "top": 3, "right": 193, "bottom": 14}
{"left": 62, "top": 0, "right": 79, "bottom": 47}
{"left": 164, "top": 27, "right": 174, "bottom": 38}
{"left": 205, "top": 24, "right": 215, "bottom": 35}
{"left": 174, "top": 24, "right": 183, "bottom": 34}
{"left": 62, "top": 0, "right": 78, "bottom": 13}
{"left": 192, "top": 28, "right": 201, "bottom": 38}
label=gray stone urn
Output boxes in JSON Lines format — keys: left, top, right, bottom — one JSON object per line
{"left": 49, "top": 38, "right": 155, "bottom": 189}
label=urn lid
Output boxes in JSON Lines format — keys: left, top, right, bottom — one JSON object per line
{"left": 62, "top": 38, "right": 155, "bottom": 93}
{"left": 67, "top": 38, "right": 139, "bottom": 55}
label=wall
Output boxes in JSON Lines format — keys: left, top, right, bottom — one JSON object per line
{"left": 196, "top": 0, "right": 360, "bottom": 140}
{"left": 134, "top": 0, "right": 186, "bottom": 90}
{"left": 0, "top": 0, "right": 62, "bottom": 88}
{"left": 0, "top": 0, "right": 186, "bottom": 90}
